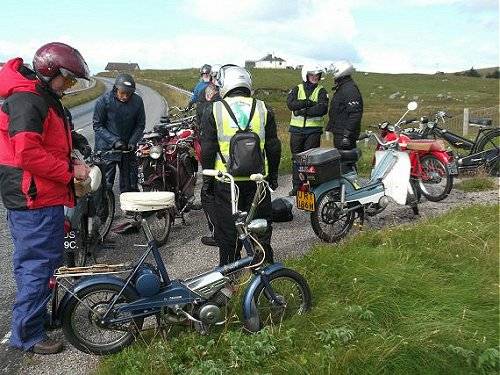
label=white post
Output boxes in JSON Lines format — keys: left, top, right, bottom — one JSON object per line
{"left": 463, "top": 108, "right": 469, "bottom": 136}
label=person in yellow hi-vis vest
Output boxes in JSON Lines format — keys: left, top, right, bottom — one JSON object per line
{"left": 286, "top": 64, "right": 329, "bottom": 196}
{"left": 200, "top": 65, "right": 281, "bottom": 266}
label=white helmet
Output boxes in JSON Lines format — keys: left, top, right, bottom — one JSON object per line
{"left": 301, "top": 64, "right": 325, "bottom": 82}
{"left": 210, "top": 64, "right": 222, "bottom": 79}
{"left": 217, "top": 65, "right": 252, "bottom": 98}
{"left": 330, "top": 60, "right": 354, "bottom": 80}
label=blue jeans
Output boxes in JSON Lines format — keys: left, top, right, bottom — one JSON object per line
{"left": 7, "top": 206, "right": 64, "bottom": 351}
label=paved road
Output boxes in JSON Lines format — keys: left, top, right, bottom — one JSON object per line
{"left": 0, "top": 78, "right": 167, "bottom": 374}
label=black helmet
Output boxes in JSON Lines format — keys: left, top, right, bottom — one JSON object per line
{"left": 114, "top": 73, "right": 136, "bottom": 94}
{"left": 200, "top": 64, "right": 211, "bottom": 75}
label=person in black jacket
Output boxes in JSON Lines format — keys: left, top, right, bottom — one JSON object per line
{"left": 200, "top": 65, "right": 281, "bottom": 266}
{"left": 326, "top": 60, "right": 363, "bottom": 150}
{"left": 286, "top": 64, "right": 328, "bottom": 196}
{"left": 93, "top": 73, "right": 145, "bottom": 192}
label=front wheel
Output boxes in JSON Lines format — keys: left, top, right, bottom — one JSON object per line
{"left": 246, "top": 268, "right": 311, "bottom": 331}
{"left": 310, "top": 190, "right": 355, "bottom": 243}
{"left": 139, "top": 180, "right": 173, "bottom": 246}
{"left": 418, "top": 154, "right": 453, "bottom": 202}
{"left": 476, "top": 128, "right": 500, "bottom": 176}
{"left": 61, "top": 283, "right": 144, "bottom": 355}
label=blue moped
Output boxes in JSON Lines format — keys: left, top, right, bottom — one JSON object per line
{"left": 295, "top": 102, "right": 420, "bottom": 243}
{"left": 51, "top": 170, "right": 311, "bottom": 355}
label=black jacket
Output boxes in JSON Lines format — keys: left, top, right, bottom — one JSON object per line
{"left": 286, "top": 82, "right": 328, "bottom": 133}
{"left": 326, "top": 76, "right": 363, "bottom": 139}
{"left": 200, "top": 90, "right": 281, "bottom": 182}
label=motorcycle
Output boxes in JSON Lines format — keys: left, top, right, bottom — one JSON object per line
{"left": 375, "top": 115, "right": 457, "bottom": 202}
{"left": 295, "top": 102, "right": 420, "bottom": 243}
{"left": 49, "top": 170, "right": 312, "bottom": 355}
{"left": 135, "top": 112, "right": 201, "bottom": 245}
{"left": 403, "top": 111, "right": 499, "bottom": 176}
{"left": 64, "top": 150, "right": 118, "bottom": 267}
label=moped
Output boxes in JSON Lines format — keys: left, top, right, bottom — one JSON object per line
{"left": 295, "top": 102, "right": 420, "bottom": 243}
{"left": 50, "top": 170, "right": 311, "bottom": 355}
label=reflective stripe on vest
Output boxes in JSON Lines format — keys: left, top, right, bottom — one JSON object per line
{"left": 290, "top": 83, "right": 324, "bottom": 128}
{"left": 213, "top": 96, "right": 268, "bottom": 180}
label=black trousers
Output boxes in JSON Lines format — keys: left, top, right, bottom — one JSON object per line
{"left": 290, "top": 132, "right": 321, "bottom": 189}
{"left": 200, "top": 180, "right": 215, "bottom": 234}
{"left": 213, "top": 181, "right": 274, "bottom": 266}
{"left": 105, "top": 154, "right": 138, "bottom": 193}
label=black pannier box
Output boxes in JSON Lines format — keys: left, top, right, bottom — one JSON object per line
{"left": 294, "top": 148, "right": 342, "bottom": 185}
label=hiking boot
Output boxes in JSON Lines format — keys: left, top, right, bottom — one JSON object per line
{"left": 201, "top": 236, "right": 217, "bottom": 247}
{"left": 31, "top": 338, "right": 63, "bottom": 355}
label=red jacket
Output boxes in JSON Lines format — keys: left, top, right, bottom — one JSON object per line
{"left": 0, "top": 58, "right": 75, "bottom": 210}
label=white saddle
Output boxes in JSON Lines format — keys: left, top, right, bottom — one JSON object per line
{"left": 120, "top": 191, "right": 175, "bottom": 212}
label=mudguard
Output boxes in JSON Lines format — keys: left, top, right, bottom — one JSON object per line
{"left": 242, "top": 262, "right": 284, "bottom": 332}
{"left": 56, "top": 275, "right": 139, "bottom": 319}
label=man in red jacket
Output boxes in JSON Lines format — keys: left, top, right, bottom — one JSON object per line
{"left": 0, "top": 42, "right": 90, "bottom": 354}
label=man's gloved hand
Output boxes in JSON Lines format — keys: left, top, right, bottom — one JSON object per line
{"left": 304, "top": 99, "right": 314, "bottom": 108}
{"left": 113, "top": 140, "right": 127, "bottom": 151}
{"left": 82, "top": 145, "right": 92, "bottom": 158}
{"left": 293, "top": 108, "right": 307, "bottom": 117}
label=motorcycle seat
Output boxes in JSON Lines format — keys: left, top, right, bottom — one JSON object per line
{"left": 338, "top": 148, "right": 361, "bottom": 163}
{"left": 120, "top": 192, "right": 175, "bottom": 212}
{"left": 406, "top": 139, "right": 446, "bottom": 152}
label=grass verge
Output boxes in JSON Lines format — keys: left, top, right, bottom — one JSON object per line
{"left": 62, "top": 79, "right": 106, "bottom": 108}
{"left": 455, "top": 176, "right": 498, "bottom": 192}
{"left": 97, "top": 204, "right": 499, "bottom": 375}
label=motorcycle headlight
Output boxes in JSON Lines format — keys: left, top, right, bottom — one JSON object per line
{"left": 149, "top": 146, "right": 162, "bottom": 159}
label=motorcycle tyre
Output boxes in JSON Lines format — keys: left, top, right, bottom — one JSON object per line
{"left": 418, "top": 154, "right": 453, "bottom": 202}
{"left": 61, "top": 283, "right": 144, "bottom": 355}
{"left": 310, "top": 190, "right": 355, "bottom": 243}
{"left": 476, "top": 128, "right": 500, "bottom": 176}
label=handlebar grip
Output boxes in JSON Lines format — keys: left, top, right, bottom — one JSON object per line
{"left": 202, "top": 169, "right": 221, "bottom": 177}
{"left": 250, "top": 173, "right": 264, "bottom": 182}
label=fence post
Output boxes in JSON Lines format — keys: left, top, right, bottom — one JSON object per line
{"left": 463, "top": 108, "right": 469, "bottom": 136}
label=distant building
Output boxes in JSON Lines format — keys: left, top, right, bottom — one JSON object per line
{"left": 105, "top": 62, "right": 140, "bottom": 71}
{"left": 246, "top": 54, "right": 287, "bottom": 69}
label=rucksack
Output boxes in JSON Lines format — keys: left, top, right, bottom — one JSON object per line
{"left": 220, "top": 99, "right": 265, "bottom": 177}
{"left": 272, "top": 197, "right": 293, "bottom": 222}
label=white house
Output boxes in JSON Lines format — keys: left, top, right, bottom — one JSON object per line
{"left": 253, "top": 54, "right": 287, "bottom": 69}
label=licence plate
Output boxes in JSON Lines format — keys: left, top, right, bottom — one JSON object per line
{"left": 448, "top": 161, "right": 459, "bottom": 175}
{"left": 296, "top": 191, "right": 315, "bottom": 212}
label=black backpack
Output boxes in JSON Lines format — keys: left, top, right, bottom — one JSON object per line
{"left": 220, "top": 99, "right": 265, "bottom": 177}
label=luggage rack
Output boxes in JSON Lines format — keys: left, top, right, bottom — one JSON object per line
{"left": 55, "top": 263, "right": 133, "bottom": 278}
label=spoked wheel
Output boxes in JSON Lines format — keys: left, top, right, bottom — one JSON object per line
{"left": 74, "top": 218, "right": 89, "bottom": 267}
{"left": 139, "top": 180, "right": 173, "bottom": 246}
{"left": 310, "top": 190, "right": 355, "bottom": 243}
{"left": 61, "top": 283, "right": 144, "bottom": 355}
{"left": 418, "top": 155, "right": 453, "bottom": 202}
{"left": 476, "top": 129, "right": 500, "bottom": 176}
{"left": 246, "top": 268, "right": 311, "bottom": 331}
{"left": 97, "top": 188, "right": 115, "bottom": 240}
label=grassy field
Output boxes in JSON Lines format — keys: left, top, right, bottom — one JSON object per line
{"left": 62, "top": 78, "right": 106, "bottom": 108}
{"left": 99, "top": 68, "right": 499, "bottom": 175}
{"left": 97, "top": 204, "right": 499, "bottom": 375}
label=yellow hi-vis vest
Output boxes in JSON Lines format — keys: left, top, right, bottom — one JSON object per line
{"left": 289, "top": 83, "right": 325, "bottom": 128}
{"left": 213, "top": 96, "right": 268, "bottom": 180}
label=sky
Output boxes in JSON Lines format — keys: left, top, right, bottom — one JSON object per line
{"left": 0, "top": 0, "right": 497, "bottom": 75}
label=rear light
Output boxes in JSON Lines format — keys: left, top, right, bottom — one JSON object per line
{"left": 298, "top": 183, "right": 310, "bottom": 192}
{"left": 64, "top": 218, "right": 71, "bottom": 234}
{"left": 306, "top": 165, "right": 317, "bottom": 174}
{"left": 48, "top": 276, "right": 57, "bottom": 289}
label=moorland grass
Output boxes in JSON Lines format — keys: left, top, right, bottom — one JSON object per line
{"left": 97, "top": 204, "right": 499, "bottom": 375}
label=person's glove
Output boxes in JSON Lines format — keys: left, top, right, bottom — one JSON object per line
{"left": 113, "top": 140, "right": 127, "bottom": 151}
{"left": 82, "top": 145, "right": 92, "bottom": 158}
{"left": 269, "top": 179, "right": 278, "bottom": 191}
{"left": 127, "top": 144, "right": 136, "bottom": 152}
{"left": 293, "top": 108, "right": 307, "bottom": 117}
{"left": 341, "top": 137, "right": 352, "bottom": 149}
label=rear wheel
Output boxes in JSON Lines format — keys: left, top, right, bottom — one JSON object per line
{"left": 310, "top": 189, "right": 355, "bottom": 243}
{"left": 97, "top": 188, "right": 115, "bottom": 240}
{"left": 74, "top": 217, "right": 89, "bottom": 267}
{"left": 476, "top": 129, "right": 500, "bottom": 176}
{"left": 418, "top": 155, "right": 453, "bottom": 202}
{"left": 61, "top": 283, "right": 143, "bottom": 355}
{"left": 140, "top": 180, "right": 173, "bottom": 246}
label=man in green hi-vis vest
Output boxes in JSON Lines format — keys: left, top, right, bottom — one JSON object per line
{"left": 287, "top": 64, "right": 329, "bottom": 196}
{"left": 200, "top": 65, "right": 281, "bottom": 266}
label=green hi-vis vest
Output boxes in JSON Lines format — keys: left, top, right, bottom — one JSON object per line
{"left": 213, "top": 96, "right": 268, "bottom": 180}
{"left": 289, "top": 83, "right": 325, "bottom": 128}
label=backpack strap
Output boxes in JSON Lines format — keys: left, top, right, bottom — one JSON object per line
{"left": 220, "top": 98, "right": 256, "bottom": 130}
